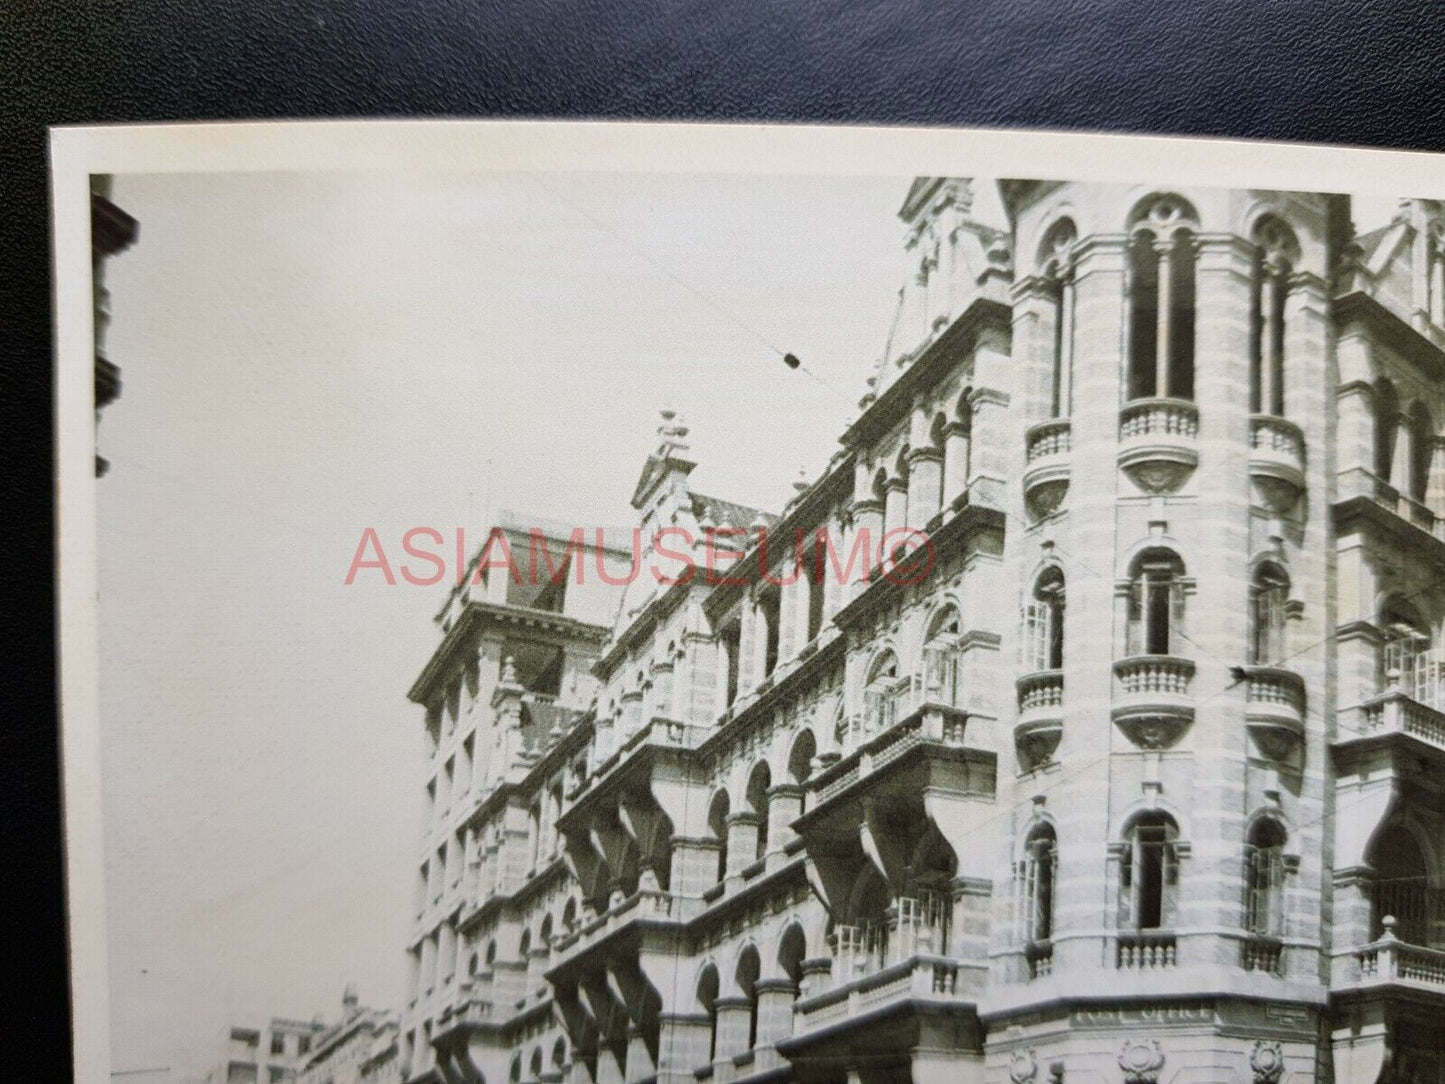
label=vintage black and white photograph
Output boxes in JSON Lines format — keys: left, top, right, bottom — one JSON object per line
{"left": 53, "top": 123, "right": 1445, "bottom": 1084}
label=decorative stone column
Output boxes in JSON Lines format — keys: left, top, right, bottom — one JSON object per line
{"left": 681, "top": 632, "right": 716, "bottom": 725}
{"left": 965, "top": 387, "right": 1009, "bottom": 502}
{"left": 656, "top": 1012, "right": 712, "bottom": 1084}
{"left": 738, "top": 598, "right": 762, "bottom": 698}
{"left": 907, "top": 447, "right": 943, "bottom": 529}
{"left": 669, "top": 836, "right": 721, "bottom": 897}
{"left": 882, "top": 477, "right": 908, "bottom": 549}
{"left": 713, "top": 996, "right": 753, "bottom": 1066}
{"left": 724, "top": 812, "right": 760, "bottom": 877}
{"left": 941, "top": 421, "right": 971, "bottom": 510}
{"left": 848, "top": 499, "right": 883, "bottom": 598}
{"left": 776, "top": 551, "right": 805, "bottom": 664}
{"left": 950, "top": 877, "right": 993, "bottom": 963}
{"left": 765, "top": 783, "right": 804, "bottom": 855}
{"left": 624, "top": 1024, "right": 655, "bottom": 1084}
{"left": 753, "top": 978, "right": 797, "bottom": 1048}
{"left": 798, "top": 957, "right": 832, "bottom": 998}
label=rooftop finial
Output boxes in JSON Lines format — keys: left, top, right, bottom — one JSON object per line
{"left": 501, "top": 655, "right": 518, "bottom": 686}
{"left": 793, "top": 467, "right": 810, "bottom": 497}
{"left": 658, "top": 406, "right": 690, "bottom": 455}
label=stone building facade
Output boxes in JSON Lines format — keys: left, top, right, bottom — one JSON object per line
{"left": 209, "top": 1015, "right": 324, "bottom": 1084}
{"left": 399, "top": 178, "right": 1445, "bottom": 1084}
{"left": 297, "top": 986, "right": 400, "bottom": 1084}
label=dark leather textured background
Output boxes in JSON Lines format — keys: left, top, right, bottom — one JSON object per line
{"left": 4, "top": 1, "right": 1443, "bottom": 1077}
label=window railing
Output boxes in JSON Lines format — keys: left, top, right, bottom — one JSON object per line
{"left": 1119, "top": 398, "right": 1199, "bottom": 440}
{"left": 1025, "top": 419, "right": 1072, "bottom": 462}
{"left": 1250, "top": 415, "right": 1305, "bottom": 461}
{"left": 1240, "top": 935, "right": 1283, "bottom": 975}
{"left": 1115, "top": 930, "right": 1177, "bottom": 970}
{"left": 1025, "top": 939, "right": 1053, "bottom": 979}
{"left": 1114, "top": 656, "right": 1195, "bottom": 698}
{"left": 1016, "top": 670, "right": 1064, "bottom": 715}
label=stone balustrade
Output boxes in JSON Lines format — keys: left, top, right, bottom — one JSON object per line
{"left": 1025, "top": 419, "right": 1072, "bottom": 462}
{"left": 1119, "top": 397, "right": 1199, "bottom": 440}
{"left": 1348, "top": 922, "right": 1445, "bottom": 991}
{"left": 1114, "top": 656, "right": 1195, "bottom": 697}
{"left": 1343, "top": 690, "right": 1445, "bottom": 755}
{"left": 1115, "top": 931, "right": 1177, "bottom": 970}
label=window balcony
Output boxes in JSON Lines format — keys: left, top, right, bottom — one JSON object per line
{"left": 1335, "top": 919, "right": 1445, "bottom": 997}
{"left": 1115, "top": 930, "right": 1177, "bottom": 970}
{"left": 1014, "top": 670, "right": 1063, "bottom": 770}
{"left": 545, "top": 887, "right": 679, "bottom": 974}
{"left": 1022, "top": 419, "right": 1070, "bottom": 520}
{"left": 1336, "top": 467, "right": 1445, "bottom": 555}
{"left": 789, "top": 953, "right": 983, "bottom": 1041}
{"left": 1249, "top": 415, "right": 1306, "bottom": 512}
{"left": 1111, "top": 656, "right": 1195, "bottom": 749}
{"left": 1024, "top": 938, "right": 1053, "bottom": 979}
{"left": 1240, "top": 934, "right": 1284, "bottom": 975}
{"left": 1240, "top": 665, "right": 1306, "bottom": 762}
{"left": 1117, "top": 398, "right": 1199, "bottom": 495}
{"left": 1338, "top": 688, "right": 1445, "bottom": 763}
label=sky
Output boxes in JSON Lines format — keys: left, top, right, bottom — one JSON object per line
{"left": 95, "top": 169, "right": 1399, "bottom": 1079}
{"left": 97, "top": 169, "right": 915, "bottom": 1078}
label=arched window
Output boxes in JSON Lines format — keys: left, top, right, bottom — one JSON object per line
{"left": 746, "top": 763, "right": 771, "bottom": 861}
{"left": 1039, "top": 218, "right": 1078, "bottom": 418}
{"left": 551, "top": 1039, "right": 567, "bottom": 1073}
{"left": 485, "top": 939, "right": 497, "bottom": 967}
{"left": 1022, "top": 568, "right": 1065, "bottom": 672}
{"left": 864, "top": 650, "right": 901, "bottom": 733}
{"left": 735, "top": 946, "right": 761, "bottom": 1050}
{"left": 529, "top": 1048, "right": 543, "bottom": 1081}
{"left": 1119, "top": 813, "right": 1181, "bottom": 931}
{"left": 921, "top": 606, "right": 962, "bottom": 705}
{"left": 787, "top": 730, "right": 816, "bottom": 815}
{"left": 1250, "top": 216, "right": 1299, "bottom": 417}
{"left": 777, "top": 924, "right": 806, "bottom": 1006}
{"left": 539, "top": 914, "right": 553, "bottom": 950}
{"left": 707, "top": 791, "right": 730, "bottom": 884}
{"left": 561, "top": 898, "right": 577, "bottom": 933}
{"left": 1019, "top": 823, "right": 1058, "bottom": 947}
{"left": 1408, "top": 401, "right": 1434, "bottom": 505}
{"left": 1127, "top": 196, "right": 1198, "bottom": 402}
{"left": 1375, "top": 379, "right": 1401, "bottom": 484}
{"left": 1248, "top": 562, "right": 1290, "bottom": 666}
{"left": 1126, "top": 550, "right": 1187, "bottom": 657}
{"left": 509, "top": 1055, "right": 522, "bottom": 1084}
{"left": 467, "top": 952, "right": 479, "bottom": 978}
{"left": 1244, "top": 818, "right": 1288, "bottom": 937}
{"left": 695, "top": 965, "right": 720, "bottom": 1064}
{"left": 1369, "top": 825, "right": 1430, "bottom": 945}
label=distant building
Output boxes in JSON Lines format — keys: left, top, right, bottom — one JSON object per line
{"left": 208, "top": 1015, "right": 324, "bottom": 1084}
{"left": 297, "top": 986, "right": 399, "bottom": 1084}
{"left": 90, "top": 174, "right": 137, "bottom": 477}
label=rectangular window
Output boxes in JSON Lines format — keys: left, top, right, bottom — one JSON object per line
{"left": 271, "top": 1034, "right": 285, "bottom": 1056}
{"left": 1244, "top": 843, "right": 1285, "bottom": 936}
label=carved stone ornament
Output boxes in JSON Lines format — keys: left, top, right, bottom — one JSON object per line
{"left": 1248, "top": 1040, "right": 1285, "bottom": 1084}
{"left": 1008, "top": 1049, "right": 1038, "bottom": 1084}
{"left": 1125, "top": 457, "right": 1195, "bottom": 496}
{"left": 1115, "top": 713, "right": 1191, "bottom": 751}
{"left": 1118, "top": 1039, "right": 1165, "bottom": 1084}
